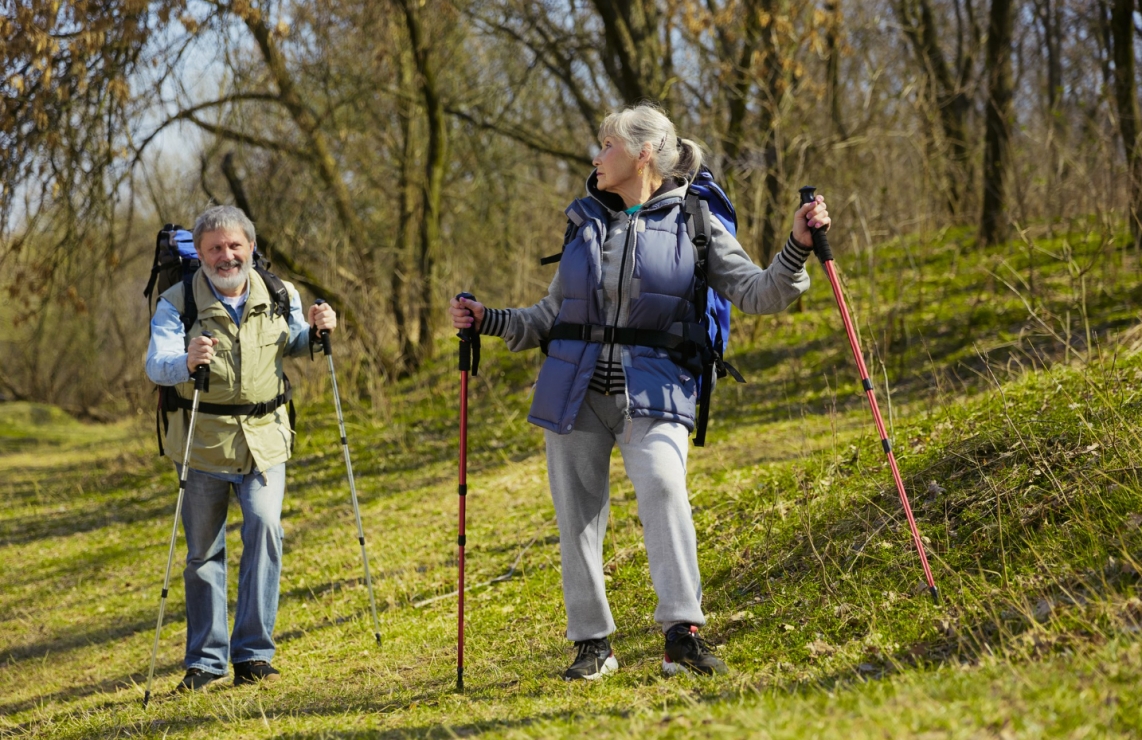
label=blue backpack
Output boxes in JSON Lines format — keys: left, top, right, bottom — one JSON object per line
{"left": 683, "top": 167, "right": 745, "bottom": 446}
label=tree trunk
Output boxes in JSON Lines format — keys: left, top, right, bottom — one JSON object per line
{"left": 396, "top": 0, "right": 449, "bottom": 363}
{"left": 242, "top": 10, "right": 366, "bottom": 240}
{"left": 218, "top": 152, "right": 355, "bottom": 327}
{"left": 392, "top": 46, "right": 419, "bottom": 374}
{"left": 979, "top": 0, "right": 1015, "bottom": 247}
{"left": 754, "top": 0, "right": 786, "bottom": 266}
{"left": 590, "top": 0, "right": 670, "bottom": 107}
{"left": 825, "top": 0, "right": 848, "bottom": 139}
{"left": 895, "top": 0, "right": 977, "bottom": 217}
{"left": 1111, "top": 0, "right": 1142, "bottom": 248}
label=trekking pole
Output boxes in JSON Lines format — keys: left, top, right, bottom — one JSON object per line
{"left": 455, "top": 292, "right": 480, "bottom": 692}
{"left": 800, "top": 187, "right": 939, "bottom": 605}
{"left": 143, "top": 330, "right": 213, "bottom": 708}
{"left": 315, "top": 298, "right": 382, "bottom": 646}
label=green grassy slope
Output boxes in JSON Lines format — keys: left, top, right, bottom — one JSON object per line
{"left": 1, "top": 226, "right": 1141, "bottom": 738}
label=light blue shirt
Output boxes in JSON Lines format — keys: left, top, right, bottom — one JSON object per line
{"left": 145, "top": 277, "right": 312, "bottom": 388}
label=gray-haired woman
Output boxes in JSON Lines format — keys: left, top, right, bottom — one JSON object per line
{"left": 450, "top": 103, "right": 830, "bottom": 680}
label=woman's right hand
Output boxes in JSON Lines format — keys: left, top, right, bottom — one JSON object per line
{"left": 450, "top": 294, "right": 485, "bottom": 332}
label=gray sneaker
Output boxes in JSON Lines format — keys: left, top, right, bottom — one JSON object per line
{"left": 562, "top": 638, "right": 619, "bottom": 680}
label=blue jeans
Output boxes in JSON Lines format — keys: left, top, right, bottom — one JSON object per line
{"left": 179, "top": 464, "right": 286, "bottom": 675}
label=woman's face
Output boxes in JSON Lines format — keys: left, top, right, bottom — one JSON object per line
{"left": 593, "top": 136, "right": 639, "bottom": 193}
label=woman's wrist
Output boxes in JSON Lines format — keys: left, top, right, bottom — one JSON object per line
{"left": 480, "top": 307, "right": 511, "bottom": 337}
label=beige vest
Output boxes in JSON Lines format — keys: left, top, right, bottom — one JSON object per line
{"left": 162, "top": 269, "right": 294, "bottom": 475}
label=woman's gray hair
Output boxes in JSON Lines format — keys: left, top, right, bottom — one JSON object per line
{"left": 598, "top": 103, "right": 703, "bottom": 182}
{"left": 192, "top": 205, "right": 256, "bottom": 250}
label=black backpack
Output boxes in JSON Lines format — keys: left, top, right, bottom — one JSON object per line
{"left": 144, "top": 223, "right": 295, "bottom": 456}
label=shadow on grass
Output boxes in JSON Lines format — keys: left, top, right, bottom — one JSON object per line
{"left": 267, "top": 708, "right": 612, "bottom": 739}
{"left": 0, "top": 659, "right": 183, "bottom": 718}
{"left": 0, "top": 613, "right": 167, "bottom": 665}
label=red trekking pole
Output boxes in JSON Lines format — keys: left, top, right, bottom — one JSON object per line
{"left": 455, "top": 292, "right": 480, "bottom": 691}
{"left": 800, "top": 186, "right": 939, "bottom": 604}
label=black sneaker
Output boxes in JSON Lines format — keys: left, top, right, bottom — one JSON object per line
{"left": 177, "top": 667, "right": 225, "bottom": 692}
{"left": 562, "top": 638, "right": 619, "bottom": 680}
{"left": 663, "top": 624, "right": 728, "bottom": 676}
{"left": 233, "top": 660, "right": 281, "bottom": 686}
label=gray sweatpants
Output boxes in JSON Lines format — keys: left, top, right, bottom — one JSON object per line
{"left": 545, "top": 391, "right": 705, "bottom": 642}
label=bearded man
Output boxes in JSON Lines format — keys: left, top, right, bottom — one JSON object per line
{"left": 145, "top": 205, "right": 335, "bottom": 691}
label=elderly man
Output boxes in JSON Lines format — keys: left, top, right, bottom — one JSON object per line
{"left": 145, "top": 205, "right": 335, "bottom": 691}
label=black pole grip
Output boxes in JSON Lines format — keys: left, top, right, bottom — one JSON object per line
{"left": 314, "top": 298, "right": 332, "bottom": 355}
{"left": 799, "top": 186, "right": 834, "bottom": 264}
{"left": 194, "top": 330, "right": 214, "bottom": 391}
{"left": 456, "top": 292, "right": 479, "bottom": 376}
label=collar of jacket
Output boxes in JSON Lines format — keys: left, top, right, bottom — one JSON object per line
{"left": 584, "top": 170, "right": 690, "bottom": 217}
{"left": 193, "top": 267, "right": 273, "bottom": 323}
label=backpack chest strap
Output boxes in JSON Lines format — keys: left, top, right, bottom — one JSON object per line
{"left": 547, "top": 322, "right": 708, "bottom": 351}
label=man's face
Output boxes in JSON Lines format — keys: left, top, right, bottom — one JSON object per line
{"left": 197, "top": 227, "right": 254, "bottom": 293}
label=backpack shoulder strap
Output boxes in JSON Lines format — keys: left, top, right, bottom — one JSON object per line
{"left": 143, "top": 226, "right": 169, "bottom": 301}
{"left": 540, "top": 204, "right": 589, "bottom": 266}
{"left": 164, "top": 272, "right": 199, "bottom": 335}
{"left": 684, "top": 192, "right": 712, "bottom": 270}
{"left": 254, "top": 261, "right": 291, "bottom": 320}
{"left": 540, "top": 218, "right": 575, "bottom": 265}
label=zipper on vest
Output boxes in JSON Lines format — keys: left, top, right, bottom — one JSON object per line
{"left": 610, "top": 211, "right": 637, "bottom": 371}
{"left": 622, "top": 394, "right": 633, "bottom": 443}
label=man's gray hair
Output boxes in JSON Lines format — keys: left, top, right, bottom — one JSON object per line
{"left": 192, "top": 205, "right": 256, "bottom": 250}
{"left": 598, "top": 103, "right": 703, "bottom": 182}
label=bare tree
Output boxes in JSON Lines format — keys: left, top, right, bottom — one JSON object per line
{"left": 894, "top": 0, "right": 981, "bottom": 218}
{"left": 1110, "top": 0, "right": 1142, "bottom": 248}
{"left": 979, "top": 0, "right": 1015, "bottom": 247}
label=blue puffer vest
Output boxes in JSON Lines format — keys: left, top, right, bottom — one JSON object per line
{"left": 528, "top": 183, "right": 700, "bottom": 434}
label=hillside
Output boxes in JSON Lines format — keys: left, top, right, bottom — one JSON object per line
{"left": 1, "top": 226, "right": 1141, "bottom": 738}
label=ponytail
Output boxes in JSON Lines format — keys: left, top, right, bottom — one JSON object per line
{"left": 673, "top": 138, "right": 703, "bottom": 181}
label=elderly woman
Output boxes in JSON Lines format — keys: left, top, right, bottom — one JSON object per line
{"left": 450, "top": 103, "right": 829, "bottom": 680}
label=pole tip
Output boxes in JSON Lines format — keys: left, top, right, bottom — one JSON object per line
{"left": 456, "top": 667, "right": 464, "bottom": 692}
{"left": 142, "top": 691, "right": 151, "bottom": 708}
{"left": 375, "top": 633, "right": 382, "bottom": 646}
{"left": 929, "top": 586, "right": 940, "bottom": 605}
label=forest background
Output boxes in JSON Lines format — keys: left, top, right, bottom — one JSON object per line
{"left": 1, "top": 0, "right": 1141, "bottom": 414}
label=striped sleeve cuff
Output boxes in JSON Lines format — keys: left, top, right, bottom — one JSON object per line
{"left": 776, "top": 233, "right": 812, "bottom": 272}
{"left": 480, "top": 307, "right": 511, "bottom": 337}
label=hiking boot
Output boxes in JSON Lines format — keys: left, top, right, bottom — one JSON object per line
{"left": 233, "top": 660, "right": 281, "bottom": 686}
{"left": 177, "top": 667, "right": 225, "bottom": 692}
{"left": 663, "top": 624, "right": 728, "bottom": 676}
{"left": 562, "top": 637, "right": 618, "bottom": 680}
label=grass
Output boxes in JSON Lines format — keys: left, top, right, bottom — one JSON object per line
{"left": 1, "top": 222, "right": 1141, "bottom": 738}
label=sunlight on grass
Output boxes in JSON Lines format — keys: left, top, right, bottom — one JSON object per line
{"left": 1, "top": 226, "right": 1140, "bottom": 738}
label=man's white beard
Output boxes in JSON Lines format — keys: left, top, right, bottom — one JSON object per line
{"left": 204, "top": 257, "right": 252, "bottom": 292}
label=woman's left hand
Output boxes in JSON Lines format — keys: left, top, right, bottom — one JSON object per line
{"left": 793, "top": 195, "right": 830, "bottom": 248}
